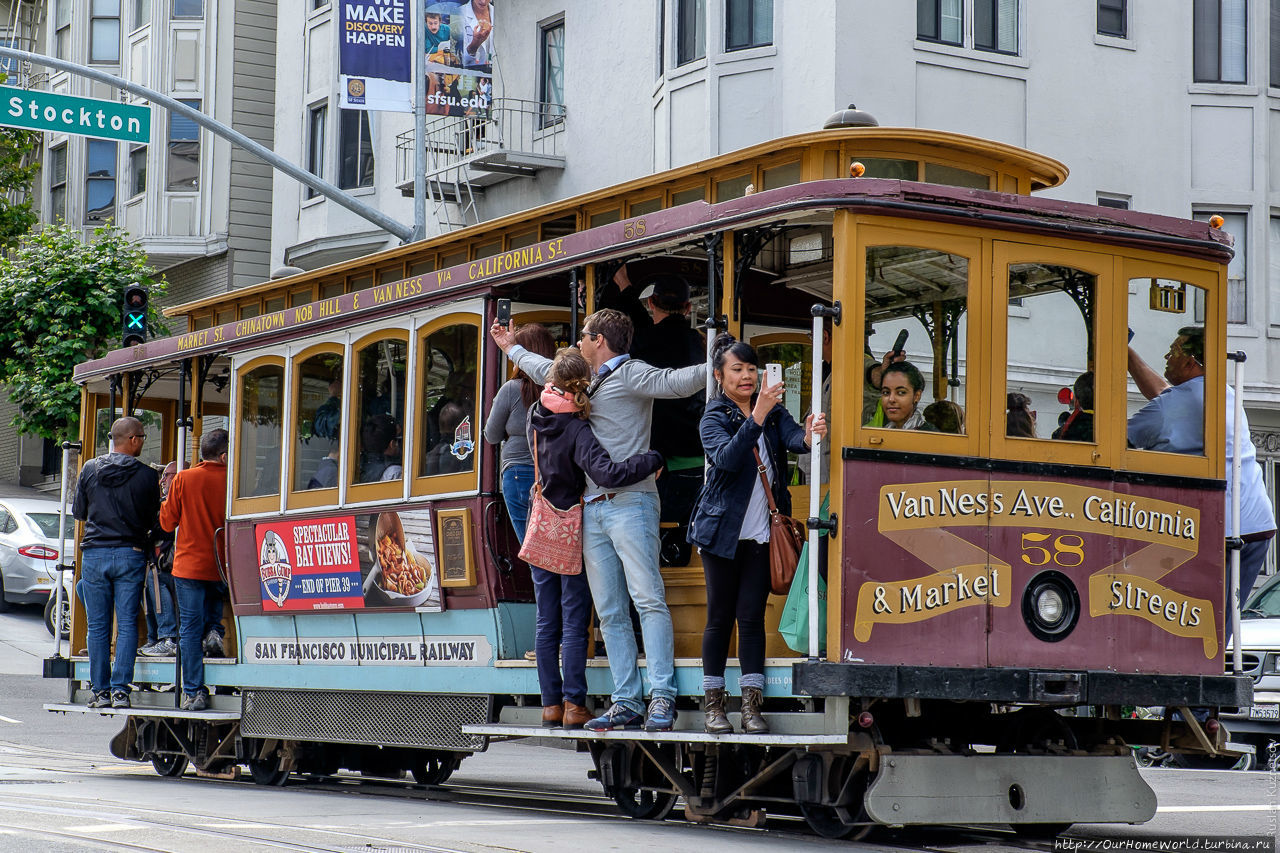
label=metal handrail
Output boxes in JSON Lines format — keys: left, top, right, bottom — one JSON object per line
{"left": 396, "top": 97, "right": 566, "bottom": 184}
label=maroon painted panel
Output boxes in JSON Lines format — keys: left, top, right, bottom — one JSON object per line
{"left": 841, "top": 460, "right": 1224, "bottom": 676}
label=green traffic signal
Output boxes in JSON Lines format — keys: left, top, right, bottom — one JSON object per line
{"left": 123, "top": 283, "right": 148, "bottom": 347}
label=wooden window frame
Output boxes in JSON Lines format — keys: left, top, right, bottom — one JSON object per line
{"left": 287, "top": 342, "right": 345, "bottom": 510}
{"left": 231, "top": 355, "right": 287, "bottom": 516}
{"left": 410, "top": 314, "right": 482, "bottom": 499}
{"left": 346, "top": 328, "right": 410, "bottom": 505}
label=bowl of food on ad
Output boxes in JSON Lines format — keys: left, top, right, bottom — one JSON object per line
{"left": 371, "top": 511, "right": 437, "bottom": 607}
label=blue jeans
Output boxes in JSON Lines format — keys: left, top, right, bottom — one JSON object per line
{"left": 80, "top": 546, "right": 146, "bottom": 695}
{"left": 582, "top": 491, "right": 674, "bottom": 714}
{"left": 531, "top": 566, "right": 592, "bottom": 706}
{"left": 502, "top": 464, "right": 536, "bottom": 543}
{"left": 144, "top": 570, "right": 177, "bottom": 643}
{"left": 204, "top": 582, "right": 227, "bottom": 638}
{"left": 174, "top": 577, "right": 220, "bottom": 695}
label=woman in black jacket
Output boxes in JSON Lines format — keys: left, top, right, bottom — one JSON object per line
{"left": 688, "top": 335, "right": 825, "bottom": 734}
{"left": 526, "top": 347, "right": 664, "bottom": 729}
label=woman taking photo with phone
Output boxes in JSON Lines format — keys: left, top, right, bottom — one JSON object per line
{"left": 688, "top": 334, "right": 825, "bottom": 734}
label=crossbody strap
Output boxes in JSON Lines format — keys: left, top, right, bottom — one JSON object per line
{"left": 752, "top": 447, "right": 779, "bottom": 516}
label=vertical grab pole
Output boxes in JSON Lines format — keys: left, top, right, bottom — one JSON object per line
{"left": 807, "top": 302, "right": 841, "bottom": 659}
{"left": 569, "top": 268, "right": 580, "bottom": 343}
{"left": 704, "top": 233, "right": 724, "bottom": 398}
{"left": 51, "top": 441, "right": 80, "bottom": 658}
{"left": 1228, "top": 351, "right": 1247, "bottom": 674}
{"left": 177, "top": 359, "right": 190, "bottom": 472}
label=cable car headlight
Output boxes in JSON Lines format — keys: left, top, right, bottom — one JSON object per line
{"left": 1021, "top": 571, "right": 1080, "bottom": 642}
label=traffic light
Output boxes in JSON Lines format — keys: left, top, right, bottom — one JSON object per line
{"left": 122, "top": 283, "right": 148, "bottom": 348}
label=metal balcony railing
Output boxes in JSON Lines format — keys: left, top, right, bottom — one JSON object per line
{"left": 396, "top": 98, "right": 566, "bottom": 186}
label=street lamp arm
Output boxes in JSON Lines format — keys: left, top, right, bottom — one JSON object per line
{"left": 0, "top": 46, "right": 415, "bottom": 243}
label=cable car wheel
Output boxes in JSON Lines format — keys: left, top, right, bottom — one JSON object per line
{"left": 794, "top": 752, "right": 873, "bottom": 840}
{"left": 149, "top": 752, "right": 189, "bottom": 778}
{"left": 410, "top": 750, "right": 462, "bottom": 785}
{"left": 246, "top": 740, "right": 290, "bottom": 787}
{"left": 612, "top": 786, "right": 678, "bottom": 821}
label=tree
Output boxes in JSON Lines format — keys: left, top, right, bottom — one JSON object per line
{"left": 0, "top": 126, "right": 40, "bottom": 251}
{"left": 0, "top": 223, "right": 167, "bottom": 441}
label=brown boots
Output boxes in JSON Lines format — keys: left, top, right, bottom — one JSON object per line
{"left": 740, "top": 686, "right": 770, "bottom": 734}
{"left": 704, "top": 687, "right": 770, "bottom": 734}
{"left": 544, "top": 701, "right": 592, "bottom": 729}
{"left": 704, "top": 688, "right": 733, "bottom": 734}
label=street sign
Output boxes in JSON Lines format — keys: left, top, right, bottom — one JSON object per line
{"left": 0, "top": 85, "right": 149, "bottom": 143}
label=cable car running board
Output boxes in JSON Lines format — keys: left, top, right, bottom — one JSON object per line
{"left": 863, "top": 753, "right": 1156, "bottom": 826}
{"left": 463, "top": 723, "right": 850, "bottom": 745}
{"left": 44, "top": 702, "right": 241, "bottom": 721}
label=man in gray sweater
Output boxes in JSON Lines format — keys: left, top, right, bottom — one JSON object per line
{"left": 491, "top": 309, "right": 705, "bottom": 731}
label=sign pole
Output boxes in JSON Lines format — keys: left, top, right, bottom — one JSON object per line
{"left": 413, "top": 0, "right": 427, "bottom": 241}
{"left": 0, "top": 46, "right": 414, "bottom": 242}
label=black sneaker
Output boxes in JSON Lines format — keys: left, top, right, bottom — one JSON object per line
{"left": 110, "top": 691, "right": 130, "bottom": 709}
{"left": 180, "top": 692, "right": 208, "bottom": 712}
{"left": 86, "top": 691, "right": 110, "bottom": 709}
{"left": 584, "top": 703, "right": 644, "bottom": 731}
{"left": 203, "top": 631, "right": 224, "bottom": 657}
{"left": 643, "top": 696, "right": 677, "bottom": 732}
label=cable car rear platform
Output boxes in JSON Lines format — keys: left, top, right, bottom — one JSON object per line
{"left": 44, "top": 703, "right": 240, "bottom": 722}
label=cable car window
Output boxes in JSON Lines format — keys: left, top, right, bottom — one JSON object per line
{"left": 923, "top": 162, "right": 990, "bottom": 190}
{"left": 864, "top": 246, "right": 969, "bottom": 434}
{"left": 1126, "top": 278, "right": 1209, "bottom": 458}
{"left": 353, "top": 338, "right": 407, "bottom": 485}
{"left": 293, "top": 351, "right": 343, "bottom": 492}
{"left": 1005, "top": 263, "right": 1095, "bottom": 442}
{"left": 236, "top": 363, "right": 284, "bottom": 498}
{"left": 418, "top": 323, "right": 479, "bottom": 478}
{"left": 857, "top": 158, "right": 918, "bottom": 181}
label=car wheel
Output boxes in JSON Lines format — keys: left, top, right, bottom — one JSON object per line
{"left": 44, "top": 593, "right": 69, "bottom": 639}
{"left": 0, "top": 574, "right": 10, "bottom": 613}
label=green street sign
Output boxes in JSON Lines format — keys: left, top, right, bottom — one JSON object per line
{"left": 0, "top": 85, "right": 149, "bottom": 143}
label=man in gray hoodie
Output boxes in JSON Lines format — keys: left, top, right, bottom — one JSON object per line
{"left": 492, "top": 309, "right": 705, "bottom": 731}
{"left": 73, "top": 416, "right": 162, "bottom": 709}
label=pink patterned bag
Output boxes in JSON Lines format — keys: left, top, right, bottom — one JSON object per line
{"left": 517, "top": 432, "right": 584, "bottom": 575}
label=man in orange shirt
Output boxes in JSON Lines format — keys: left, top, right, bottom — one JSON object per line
{"left": 159, "top": 429, "right": 228, "bottom": 711}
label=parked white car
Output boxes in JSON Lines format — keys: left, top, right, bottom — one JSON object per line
{"left": 0, "top": 498, "right": 72, "bottom": 611}
{"left": 1220, "top": 573, "right": 1280, "bottom": 770}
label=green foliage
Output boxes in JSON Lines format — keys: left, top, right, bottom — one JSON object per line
{"left": 0, "top": 126, "right": 39, "bottom": 252}
{"left": 0, "top": 223, "right": 167, "bottom": 441}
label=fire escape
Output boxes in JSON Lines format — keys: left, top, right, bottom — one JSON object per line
{"left": 396, "top": 98, "right": 566, "bottom": 234}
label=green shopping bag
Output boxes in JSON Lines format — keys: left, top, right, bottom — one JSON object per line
{"left": 779, "top": 494, "right": 829, "bottom": 655}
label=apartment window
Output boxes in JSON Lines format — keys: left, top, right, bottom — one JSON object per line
{"left": 128, "top": 145, "right": 146, "bottom": 197}
{"left": 676, "top": 0, "right": 706, "bottom": 65}
{"left": 167, "top": 99, "right": 200, "bottom": 191}
{"left": 54, "top": 0, "right": 71, "bottom": 58}
{"left": 974, "top": 0, "right": 1018, "bottom": 53}
{"left": 85, "top": 140, "right": 118, "bottom": 224}
{"left": 90, "top": 0, "right": 121, "bottom": 63}
{"left": 726, "top": 0, "right": 773, "bottom": 51}
{"left": 172, "top": 0, "right": 203, "bottom": 17}
{"left": 1270, "top": 215, "right": 1280, "bottom": 325}
{"left": 1097, "top": 193, "right": 1130, "bottom": 210}
{"left": 133, "top": 0, "right": 149, "bottom": 29}
{"left": 657, "top": 0, "right": 666, "bottom": 75}
{"left": 1097, "top": 0, "right": 1127, "bottom": 37}
{"left": 48, "top": 144, "right": 66, "bottom": 222}
{"left": 1194, "top": 0, "right": 1247, "bottom": 83}
{"left": 1196, "top": 210, "right": 1248, "bottom": 324}
{"left": 338, "top": 109, "right": 374, "bottom": 190}
{"left": 539, "top": 19, "right": 565, "bottom": 128}
{"left": 918, "top": 0, "right": 962, "bottom": 45}
{"left": 1271, "top": 0, "right": 1280, "bottom": 86}
{"left": 306, "top": 104, "right": 327, "bottom": 199}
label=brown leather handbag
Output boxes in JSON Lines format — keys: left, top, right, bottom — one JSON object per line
{"left": 753, "top": 448, "right": 806, "bottom": 595}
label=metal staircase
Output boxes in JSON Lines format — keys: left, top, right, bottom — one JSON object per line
{"left": 6, "top": 0, "right": 47, "bottom": 88}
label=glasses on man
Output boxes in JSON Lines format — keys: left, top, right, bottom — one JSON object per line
{"left": 582, "top": 331, "right": 601, "bottom": 341}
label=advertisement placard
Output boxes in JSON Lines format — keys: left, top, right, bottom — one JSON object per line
{"left": 424, "top": 1, "right": 494, "bottom": 117}
{"left": 339, "top": 0, "right": 413, "bottom": 112}
{"left": 257, "top": 509, "right": 443, "bottom": 612}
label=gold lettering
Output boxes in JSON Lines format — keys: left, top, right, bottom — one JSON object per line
{"left": 294, "top": 305, "right": 313, "bottom": 322}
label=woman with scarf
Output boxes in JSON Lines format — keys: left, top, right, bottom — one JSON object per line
{"left": 526, "top": 347, "right": 664, "bottom": 728}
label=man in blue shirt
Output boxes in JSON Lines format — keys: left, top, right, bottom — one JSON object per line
{"left": 1128, "top": 326, "right": 1276, "bottom": 603}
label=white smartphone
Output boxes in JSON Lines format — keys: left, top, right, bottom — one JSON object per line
{"left": 765, "top": 363, "right": 782, "bottom": 387}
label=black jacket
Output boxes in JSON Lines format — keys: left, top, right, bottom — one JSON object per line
{"left": 527, "top": 405, "right": 664, "bottom": 510}
{"left": 72, "top": 452, "right": 161, "bottom": 550}
{"left": 688, "top": 393, "right": 810, "bottom": 559}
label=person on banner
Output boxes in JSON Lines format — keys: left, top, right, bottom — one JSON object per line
{"left": 461, "top": 0, "right": 494, "bottom": 71}
{"left": 1127, "top": 326, "right": 1276, "bottom": 608}
{"left": 140, "top": 462, "right": 179, "bottom": 658}
{"left": 491, "top": 309, "right": 705, "bottom": 733}
{"left": 688, "top": 334, "right": 825, "bottom": 735}
{"left": 598, "top": 265, "right": 706, "bottom": 566}
{"left": 73, "top": 416, "right": 162, "bottom": 709}
{"left": 525, "top": 347, "right": 665, "bottom": 729}
{"left": 159, "top": 429, "right": 230, "bottom": 711}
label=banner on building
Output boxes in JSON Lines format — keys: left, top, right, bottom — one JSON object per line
{"left": 423, "top": 1, "right": 494, "bottom": 117}
{"left": 339, "top": 0, "right": 413, "bottom": 112}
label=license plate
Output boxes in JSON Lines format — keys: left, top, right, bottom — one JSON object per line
{"left": 1249, "top": 704, "right": 1280, "bottom": 721}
